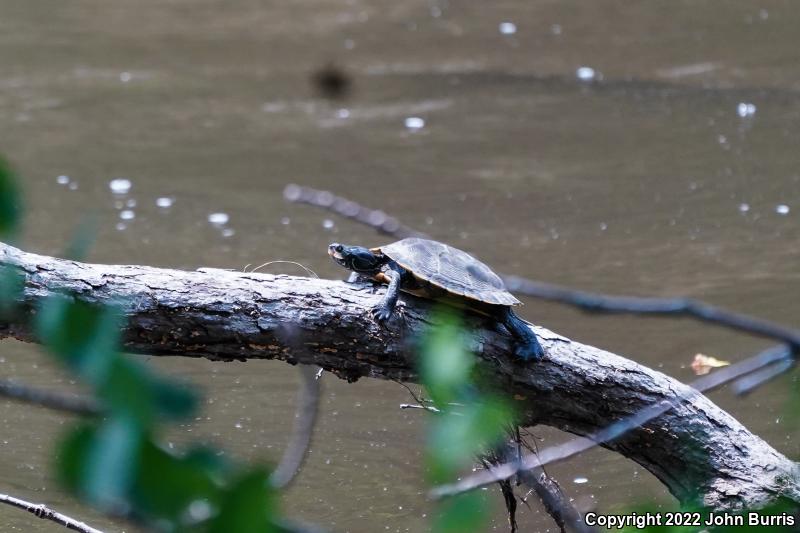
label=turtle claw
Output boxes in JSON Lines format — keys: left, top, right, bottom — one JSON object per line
{"left": 370, "top": 305, "right": 393, "bottom": 323}
{"left": 514, "top": 340, "right": 545, "bottom": 361}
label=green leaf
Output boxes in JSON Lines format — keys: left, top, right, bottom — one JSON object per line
{"left": 426, "top": 398, "right": 513, "bottom": 483}
{"left": 0, "top": 157, "right": 21, "bottom": 239}
{"left": 209, "top": 469, "right": 279, "bottom": 533}
{"left": 57, "top": 418, "right": 144, "bottom": 510}
{"left": 37, "top": 297, "right": 121, "bottom": 383}
{"left": 132, "top": 441, "right": 222, "bottom": 525}
{"left": 0, "top": 265, "right": 23, "bottom": 314}
{"left": 420, "top": 308, "right": 473, "bottom": 406}
{"left": 432, "top": 492, "right": 490, "bottom": 533}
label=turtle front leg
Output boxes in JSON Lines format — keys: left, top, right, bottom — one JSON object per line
{"left": 371, "top": 268, "right": 401, "bottom": 322}
{"left": 500, "top": 308, "right": 545, "bottom": 361}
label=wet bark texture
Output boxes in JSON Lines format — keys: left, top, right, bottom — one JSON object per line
{"left": 1, "top": 242, "right": 798, "bottom": 511}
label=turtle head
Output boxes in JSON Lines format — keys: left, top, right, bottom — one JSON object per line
{"left": 328, "top": 243, "right": 384, "bottom": 274}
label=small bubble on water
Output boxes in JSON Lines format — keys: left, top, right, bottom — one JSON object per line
{"left": 114, "top": 200, "right": 124, "bottom": 209}
{"left": 430, "top": 6, "right": 442, "bottom": 17}
{"left": 759, "top": 9, "right": 769, "bottom": 20}
{"left": 600, "top": 222, "right": 608, "bottom": 231}
{"left": 120, "top": 210, "right": 135, "bottom": 221}
{"left": 736, "top": 102, "right": 757, "bottom": 117}
{"left": 551, "top": 23, "right": 562, "bottom": 35}
{"left": 718, "top": 134, "right": 727, "bottom": 145}
{"left": 68, "top": 182, "right": 78, "bottom": 190}
{"left": 738, "top": 203, "right": 750, "bottom": 213}
{"left": 498, "top": 22, "right": 517, "bottom": 35}
{"left": 323, "top": 219, "right": 335, "bottom": 229}
{"left": 119, "top": 71, "right": 132, "bottom": 83}
{"left": 208, "top": 212, "right": 229, "bottom": 225}
{"left": 221, "top": 228, "right": 235, "bottom": 238}
{"left": 126, "top": 198, "right": 136, "bottom": 208}
{"left": 155, "top": 197, "right": 174, "bottom": 208}
{"left": 337, "top": 108, "right": 350, "bottom": 119}
{"left": 56, "top": 175, "right": 70, "bottom": 185}
{"left": 404, "top": 116, "right": 425, "bottom": 130}
{"left": 109, "top": 178, "right": 132, "bottom": 194}
{"left": 573, "top": 476, "right": 589, "bottom": 484}
{"left": 576, "top": 66, "right": 596, "bottom": 81}
{"left": 281, "top": 217, "right": 291, "bottom": 225}
{"left": 344, "top": 38, "right": 355, "bottom": 50}
{"left": 116, "top": 222, "right": 127, "bottom": 231}
{"left": 235, "top": 422, "right": 243, "bottom": 429}
{"left": 775, "top": 204, "right": 790, "bottom": 215}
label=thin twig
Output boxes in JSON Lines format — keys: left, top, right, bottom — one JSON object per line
{"left": 399, "top": 403, "right": 442, "bottom": 413}
{"left": 270, "top": 365, "right": 321, "bottom": 489}
{"left": 0, "top": 493, "right": 105, "bottom": 533}
{"left": 0, "top": 379, "right": 101, "bottom": 416}
{"left": 429, "top": 344, "right": 793, "bottom": 499}
{"left": 283, "top": 184, "right": 426, "bottom": 240}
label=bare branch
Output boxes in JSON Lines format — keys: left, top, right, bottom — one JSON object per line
{"left": 1, "top": 242, "right": 798, "bottom": 510}
{"left": 0, "top": 379, "right": 101, "bottom": 416}
{"left": 0, "top": 493, "right": 105, "bottom": 533}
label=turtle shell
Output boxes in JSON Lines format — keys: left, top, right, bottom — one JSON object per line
{"left": 375, "top": 238, "right": 521, "bottom": 307}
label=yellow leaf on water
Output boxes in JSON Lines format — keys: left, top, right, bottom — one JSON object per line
{"left": 691, "top": 353, "right": 730, "bottom": 375}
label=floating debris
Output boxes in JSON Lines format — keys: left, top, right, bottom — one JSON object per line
{"left": 109, "top": 178, "right": 132, "bottom": 194}
{"left": 736, "top": 102, "right": 757, "bottom": 118}
{"left": 208, "top": 212, "right": 229, "bottom": 225}
{"left": 691, "top": 353, "right": 731, "bottom": 376}
{"left": 498, "top": 22, "right": 517, "bottom": 35}
{"left": 404, "top": 116, "right": 425, "bottom": 130}
{"left": 312, "top": 63, "right": 352, "bottom": 100}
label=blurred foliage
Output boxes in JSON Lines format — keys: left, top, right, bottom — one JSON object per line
{"left": 0, "top": 167, "right": 290, "bottom": 532}
{"left": 420, "top": 308, "right": 513, "bottom": 532}
{"left": 0, "top": 157, "right": 21, "bottom": 239}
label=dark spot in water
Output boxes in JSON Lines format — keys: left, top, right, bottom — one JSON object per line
{"left": 312, "top": 64, "right": 352, "bottom": 100}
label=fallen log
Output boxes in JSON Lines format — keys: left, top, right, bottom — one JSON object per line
{"left": 0, "top": 242, "right": 797, "bottom": 511}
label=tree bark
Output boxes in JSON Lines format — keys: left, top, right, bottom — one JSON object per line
{"left": 0, "top": 242, "right": 797, "bottom": 511}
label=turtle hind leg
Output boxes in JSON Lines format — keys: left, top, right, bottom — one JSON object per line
{"left": 500, "top": 308, "right": 545, "bottom": 361}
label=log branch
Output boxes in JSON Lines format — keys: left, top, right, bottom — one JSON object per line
{"left": 0, "top": 242, "right": 798, "bottom": 511}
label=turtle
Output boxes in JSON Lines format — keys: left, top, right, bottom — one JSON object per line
{"left": 328, "top": 237, "right": 545, "bottom": 360}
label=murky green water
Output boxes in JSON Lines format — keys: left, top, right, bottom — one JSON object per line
{"left": 1, "top": 1, "right": 799, "bottom": 531}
